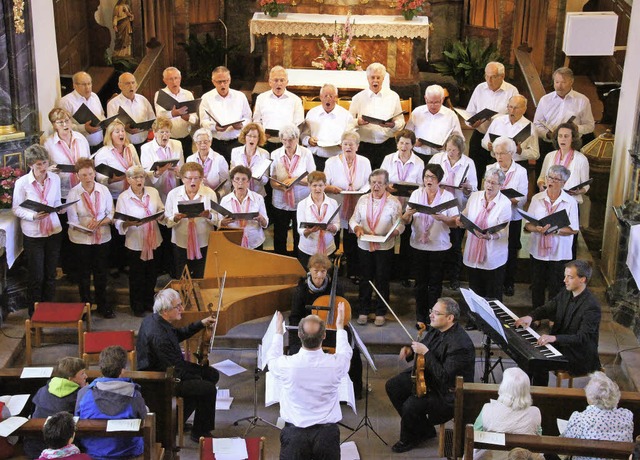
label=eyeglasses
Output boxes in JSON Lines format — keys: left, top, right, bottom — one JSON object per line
{"left": 214, "top": 79, "right": 230, "bottom": 84}
{"left": 546, "top": 175, "right": 564, "bottom": 182}
{"left": 170, "top": 302, "right": 184, "bottom": 311}
{"left": 233, "top": 177, "right": 250, "bottom": 183}
{"left": 183, "top": 176, "right": 202, "bottom": 182}
{"left": 156, "top": 130, "right": 171, "bottom": 135}
{"left": 55, "top": 119, "right": 71, "bottom": 125}
{"left": 484, "top": 180, "right": 500, "bottom": 186}
{"left": 429, "top": 309, "right": 448, "bottom": 316}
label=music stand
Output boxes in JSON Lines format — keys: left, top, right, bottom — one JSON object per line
{"left": 342, "top": 323, "right": 387, "bottom": 446}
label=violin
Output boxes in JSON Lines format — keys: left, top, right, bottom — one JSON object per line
{"left": 310, "top": 255, "right": 352, "bottom": 351}
{"left": 411, "top": 322, "right": 428, "bottom": 398}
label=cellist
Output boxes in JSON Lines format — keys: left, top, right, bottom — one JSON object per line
{"left": 289, "top": 254, "right": 363, "bottom": 399}
{"left": 384, "top": 298, "right": 475, "bottom": 454}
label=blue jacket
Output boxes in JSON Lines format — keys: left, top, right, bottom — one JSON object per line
{"left": 75, "top": 377, "right": 147, "bottom": 460}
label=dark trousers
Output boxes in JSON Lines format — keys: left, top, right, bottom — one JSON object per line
{"left": 446, "top": 228, "right": 465, "bottom": 283}
{"left": 127, "top": 248, "right": 158, "bottom": 314}
{"left": 272, "top": 207, "right": 299, "bottom": 256}
{"left": 89, "top": 143, "right": 103, "bottom": 155}
{"left": 530, "top": 256, "right": 568, "bottom": 309}
{"left": 467, "top": 265, "right": 506, "bottom": 301}
{"left": 23, "top": 233, "right": 62, "bottom": 313}
{"left": 173, "top": 245, "right": 208, "bottom": 279}
{"left": 73, "top": 241, "right": 110, "bottom": 314}
{"left": 414, "top": 248, "right": 447, "bottom": 324}
{"left": 394, "top": 225, "right": 412, "bottom": 281}
{"left": 177, "top": 365, "right": 219, "bottom": 437}
{"left": 469, "top": 130, "right": 491, "bottom": 181}
{"left": 385, "top": 368, "right": 452, "bottom": 443}
{"left": 280, "top": 423, "right": 340, "bottom": 460}
{"left": 313, "top": 155, "right": 328, "bottom": 172}
{"left": 157, "top": 224, "right": 175, "bottom": 277}
{"left": 336, "top": 229, "right": 359, "bottom": 278}
{"left": 358, "top": 138, "right": 397, "bottom": 170}
{"left": 357, "top": 248, "right": 393, "bottom": 316}
{"left": 176, "top": 135, "right": 193, "bottom": 157}
{"left": 264, "top": 141, "right": 282, "bottom": 153}
{"left": 504, "top": 220, "right": 522, "bottom": 288}
{"left": 211, "top": 138, "right": 240, "bottom": 163}
{"left": 57, "top": 207, "right": 76, "bottom": 278}
{"left": 110, "top": 217, "right": 127, "bottom": 271}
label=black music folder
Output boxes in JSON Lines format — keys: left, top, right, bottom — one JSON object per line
{"left": 54, "top": 164, "right": 77, "bottom": 173}
{"left": 500, "top": 188, "right": 525, "bottom": 199}
{"left": 117, "top": 107, "right": 155, "bottom": 130}
{"left": 95, "top": 163, "right": 125, "bottom": 178}
{"left": 156, "top": 91, "right": 201, "bottom": 114}
{"left": 270, "top": 171, "right": 309, "bottom": 189}
{"left": 439, "top": 164, "right": 469, "bottom": 190}
{"left": 19, "top": 199, "right": 79, "bottom": 213}
{"left": 299, "top": 205, "right": 341, "bottom": 229}
{"left": 361, "top": 111, "right": 404, "bottom": 126}
{"left": 408, "top": 198, "right": 458, "bottom": 215}
{"left": 517, "top": 208, "right": 571, "bottom": 234}
{"left": 177, "top": 200, "right": 205, "bottom": 218}
{"left": 488, "top": 123, "right": 531, "bottom": 145}
{"left": 455, "top": 107, "right": 498, "bottom": 125}
{"left": 204, "top": 109, "right": 243, "bottom": 129}
{"left": 210, "top": 201, "right": 258, "bottom": 221}
{"left": 113, "top": 210, "right": 164, "bottom": 224}
{"left": 72, "top": 104, "right": 118, "bottom": 129}
{"left": 149, "top": 158, "right": 180, "bottom": 171}
{"left": 459, "top": 214, "right": 508, "bottom": 235}
{"left": 565, "top": 178, "right": 593, "bottom": 192}
{"left": 391, "top": 182, "right": 420, "bottom": 197}
{"left": 264, "top": 128, "right": 280, "bottom": 137}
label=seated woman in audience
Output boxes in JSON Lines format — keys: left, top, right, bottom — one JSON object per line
{"left": 218, "top": 165, "right": 269, "bottom": 250}
{"left": 230, "top": 123, "right": 270, "bottom": 198}
{"left": 115, "top": 166, "right": 165, "bottom": 317}
{"left": 474, "top": 367, "right": 542, "bottom": 460}
{"left": 562, "top": 371, "right": 633, "bottom": 460}
{"left": 12, "top": 145, "right": 63, "bottom": 313}
{"left": 37, "top": 411, "right": 91, "bottom": 460}
{"left": 25, "top": 357, "right": 88, "bottom": 459}
{"left": 402, "top": 164, "right": 458, "bottom": 327}
{"left": 296, "top": 170, "right": 340, "bottom": 268}
{"left": 186, "top": 128, "right": 230, "bottom": 196}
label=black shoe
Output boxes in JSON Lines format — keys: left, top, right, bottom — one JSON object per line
{"left": 465, "top": 323, "right": 478, "bottom": 331}
{"left": 449, "top": 280, "right": 460, "bottom": 290}
{"left": 391, "top": 440, "right": 417, "bottom": 453}
{"left": 504, "top": 285, "right": 515, "bottom": 296}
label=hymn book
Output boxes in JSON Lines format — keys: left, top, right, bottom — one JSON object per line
{"left": 156, "top": 91, "right": 201, "bottom": 114}
{"left": 564, "top": 178, "right": 593, "bottom": 192}
{"left": 270, "top": 171, "right": 309, "bottom": 189}
{"left": 439, "top": 164, "right": 470, "bottom": 190}
{"left": 454, "top": 107, "right": 498, "bottom": 125}
{"left": 299, "top": 205, "right": 341, "bottom": 229}
{"left": 177, "top": 200, "right": 205, "bottom": 217}
{"left": 408, "top": 198, "right": 458, "bottom": 215}
{"left": 488, "top": 123, "right": 532, "bottom": 145}
{"left": 360, "top": 219, "right": 401, "bottom": 243}
{"left": 517, "top": 208, "right": 571, "bottom": 234}
{"left": 113, "top": 210, "right": 164, "bottom": 224}
{"left": 204, "top": 109, "right": 243, "bottom": 129}
{"left": 72, "top": 104, "right": 118, "bottom": 129}
{"left": 210, "top": 201, "right": 258, "bottom": 221}
{"left": 95, "top": 163, "right": 125, "bottom": 178}
{"left": 19, "top": 199, "right": 78, "bottom": 214}
{"left": 459, "top": 214, "right": 508, "bottom": 235}
{"left": 117, "top": 107, "right": 155, "bottom": 131}
{"left": 391, "top": 182, "right": 420, "bottom": 197}
{"left": 500, "top": 188, "right": 525, "bottom": 199}
{"left": 149, "top": 158, "right": 179, "bottom": 171}
{"left": 361, "top": 111, "right": 404, "bottom": 126}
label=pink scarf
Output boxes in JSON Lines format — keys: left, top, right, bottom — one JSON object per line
{"left": 231, "top": 194, "right": 251, "bottom": 248}
{"left": 111, "top": 147, "right": 133, "bottom": 191}
{"left": 129, "top": 193, "right": 157, "bottom": 261}
{"left": 157, "top": 146, "right": 177, "bottom": 191}
{"left": 187, "top": 218, "right": 202, "bottom": 260}
{"left": 80, "top": 189, "right": 102, "bottom": 245}
{"left": 443, "top": 159, "right": 460, "bottom": 186}
{"left": 467, "top": 197, "right": 496, "bottom": 264}
{"left": 417, "top": 188, "right": 442, "bottom": 244}
{"left": 339, "top": 154, "right": 358, "bottom": 222}
{"left": 32, "top": 178, "right": 54, "bottom": 236}
{"left": 538, "top": 197, "right": 560, "bottom": 257}
{"left": 310, "top": 200, "right": 328, "bottom": 254}
{"left": 366, "top": 192, "right": 387, "bottom": 251}
{"left": 242, "top": 151, "right": 259, "bottom": 192}
{"left": 281, "top": 152, "right": 300, "bottom": 208}
{"left": 57, "top": 138, "right": 80, "bottom": 187}
{"left": 395, "top": 157, "right": 413, "bottom": 182}
{"left": 554, "top": 149, "right": 574, "bottom": 168}
{"left": 197, "top": 153, "right": 213, "bottom": 181}
{"left": 502, "top": 168, "right": 515, "bottom": 189}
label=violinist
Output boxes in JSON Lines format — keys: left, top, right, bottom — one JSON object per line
{"left": 385, "top": 298, "right": 474, "bottom": 453}
{"left": 289, "top": 254, "right": 363, "bottom": 399}
{"left": 136, "top": 288, "right": 218, "bottom": 443}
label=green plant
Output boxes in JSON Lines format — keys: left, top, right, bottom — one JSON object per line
{"left": 432, "top": 38, "right": 503, "bottom": 94}
{"left": 179, "top": 33, "right": 237, "bottom": 85}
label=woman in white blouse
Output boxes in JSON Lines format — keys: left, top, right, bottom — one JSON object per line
{"left": 186, "top": 128, "right": 230, "bottom": 197}
{"left": 269, "top": 124, "right": 316, "bottom": 256}
{"left": 218, "top": 165, "right": 268, "bottom": 250}
{"left": 230, "top": 123, "right": 270, "bottom": 197}
{"left": 402, "top": 164, "right": 457, "bottom": 326}
{"left": 115, "top": 166, "right": 165, "bottom": 317}
{"left": 66, "top": 158, "right": 114, "bottom": 318}
{"left": 296, "top": 171, "right": 340, "bottom": 269}
{"left": 12, "top": 145, "right": 63, "bottom": 313}
{"left": 324, "top": 131, "right": 372, "bottom": 282}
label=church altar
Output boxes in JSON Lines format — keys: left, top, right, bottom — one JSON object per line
{"left": 249, "top": 12, "right": 430, "bottom": 83}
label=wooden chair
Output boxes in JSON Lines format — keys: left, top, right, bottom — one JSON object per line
{"left": 337, "top": 98, "right": 351, "bottom": 110}
{"left": 199, "top": 436, "right": 265, "bottom": 460}
{"left": 83, "top": 330, "right": 136, "bottom": 370}
{"left": 25, "top": 302, "right": 91, "bottom": 365}
{"left": 400, "top": 98, "right": 412, "bottom": 123}
{"left": 554, "top": 367, "right": 604, "bottom": 388}
{"left": 302, "top": 96, "right": 322, "bottom": 115}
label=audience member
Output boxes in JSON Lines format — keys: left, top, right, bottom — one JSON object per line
{"left": 37, "top": 411, "right": 91, "bottom": 460}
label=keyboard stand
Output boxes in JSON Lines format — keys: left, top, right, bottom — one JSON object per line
{"left": 481, "top": 335, "right": 505, "bottom": 383}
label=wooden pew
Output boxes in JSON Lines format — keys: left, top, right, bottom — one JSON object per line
{"left": 463, "top": 424, "right": 634, "bottom": 460}
{"left": 447, "top": 376, "right": 640, "bottom": 459}
{"left": 16, "top": 413, "right": 164, "bottom": 460}
{"left": 0, "top": 368, "right": 178, "bottom": 457}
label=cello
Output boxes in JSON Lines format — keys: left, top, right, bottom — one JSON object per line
{"left": 310, "top": 255, "right": 352, "bottom": 350}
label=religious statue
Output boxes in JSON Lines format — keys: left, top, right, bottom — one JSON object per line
{"left": 112, "top": 0, "right": 134, "bottom": 57}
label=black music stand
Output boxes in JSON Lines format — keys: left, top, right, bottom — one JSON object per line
{"left": 342, "top": 323, "right": 387, "bottom": 446}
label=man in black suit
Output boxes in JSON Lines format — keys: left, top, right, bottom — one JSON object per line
{"left": 515, "top": 259, "right": 601, "bottom": 386}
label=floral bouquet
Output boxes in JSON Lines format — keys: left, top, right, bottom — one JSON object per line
{"left": 0, "top": 165, "right": 24, "bottom": 209}
{"left": 397, "top": 0, "right": 427, "bottom": 20}
{"left": 259, "top": 0, "right": 288, "bottom": 17}
{"left": 311, "top": 14, "right": 363, "bottom": 71}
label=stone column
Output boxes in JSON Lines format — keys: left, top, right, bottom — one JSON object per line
{"left": 0, "top": 0, "right": 16, "bottom": 134}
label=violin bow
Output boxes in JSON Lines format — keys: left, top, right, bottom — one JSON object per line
{"left": 209, "top": 271, "right": 227, "bottom": 352}
{"left": 368, "top": 280, "right": 415, "bottom": 343}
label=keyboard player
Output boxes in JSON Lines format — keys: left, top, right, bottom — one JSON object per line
{"left": 514, "top": 259, "right": 601, "bottom": 386}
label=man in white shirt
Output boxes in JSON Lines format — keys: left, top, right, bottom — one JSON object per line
{"left": 482, "top": 95, "right": 539, "bottom": 164}
{"left": 58, "top": 71, "right": 105, "bottom": 153}
{"left": 154, "top": 67, "right": 197, "bottom": 157}
{"left": 407, "top": 84, "right": 462, "bottom": 160}
{"left": 267, "top": 303, "right": 352, "bottom": 460}
{"left": 349, "top": 62, "right": 404, "bottom": 169}
{"left": 200, "top": 66, "right": 252, "bottom": 161}
{"left": 466, "top": 62, "right": 519, "bottom": 180}
{"left": 106, "top": 72, "right": 155, "bottom": 150}
{"left": 533, "top": 66, "right": 595, "bottom": 174}
{"left": 253, "top": 66, "right": 304, "bottom": 152}
{"left": 301, "top": 84, "right": 355, "bottom": 171}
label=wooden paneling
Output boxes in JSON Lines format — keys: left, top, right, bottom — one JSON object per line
{"left": 189, "top": 0, "right": 220, "bottom": 24}
{"left": 53, "top": 0, "right": 91, "bottom": 75}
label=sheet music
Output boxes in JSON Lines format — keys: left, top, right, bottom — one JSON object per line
{"left": 212, "top": 359, "right": 246, "bottom": 377}
{"left": 474, "top": 430, "right": 506, "bottom": 446}
{"left": 20, "top": 367, "right": 54, "bottom": 378}
{"left": 557, "top": 418, "right": 568, "bottom": 434}
{"left": 106, "top": 419, "right": 141, "bottom": 432}
{"left": 215, "top": 389, "right": 234, "bottom": 410}
{"left": 340, "top": 441, "right": 361, "bottom": 459}
{"left": 0, "top": 416, "right": 28, "bottom": 437}
{"left": 349, "top": 323, "right": 376, "bottom": 372}
{"left": 460, "top": 288, "right": 507, "bottom": 342}
{"left": 0, "top": 394, "right": 29, "bottom": 416}
{"left": 259, "top": 312, "right": 284, "bottom": 370}
{"left": 213, "top": 437, "right": 249, "bottom": 460}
